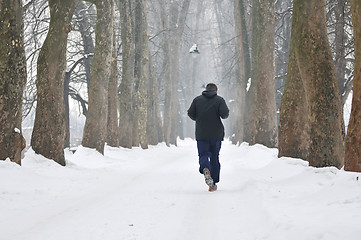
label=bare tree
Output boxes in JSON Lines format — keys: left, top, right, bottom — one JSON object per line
{"left": 82, "top": 0, "right": 115, "bottom": 154}
{"left": 293, "top": 0, "right": 344, "bottom": 168}
{"left": 106, "top": 19, "right": 120, "bottom": 147}
{"left": 345, "top": 0, "right": 361, "bottom": 172}
{"left": 183, "top": 0, "right": 204, "bottom": 139}
{"left": 22, "top": 0, "right": 49, "bottom": 120}
{"left": 147, "top": 55, "right": 163, "bottom": 145}
{"left": 327, "top": 0, "right": 354, "bottom": 105}
{"left": 247, "top": 0, "right": 278, "bottom": 148}
{"left": 278, "top": 16, "right": 309, "bottom": 160}
{"left": 0, "top": 0, "right": 27, "bottom": 165}
{"left": 31, "top": 0, "right": 76, "bottom": 166}
{"left": 118, "top": 0, "right": 134, "bottom": 149}
{"left": 74, "top": 1, "right": 96, "bottom": 91}
{"left": 161, "top": 0, "right": 192, "bottom": 146}
{"left": 132, "top": 0, "right": 150, "bottom": 149}
{"left": 233, "top": 0, "right": 250, "bottom": 145}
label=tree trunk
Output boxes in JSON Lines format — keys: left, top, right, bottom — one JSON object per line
{"left": 147, "top": 55, "right": 162, "bottom": 145}
{"left": 278, "top": 30, "right": 309, "bottom": 160}
{"left": 64, "top": 71, "right": 71, "bottom": 148}
{"left": 243, "top": 0, "right": 260, "bottom": 143}
{"left": 31, "top": 0, "right": 76, "bottom": 166}
{"left": 64, "top": 57, "right": 86, "bottom": 149}
{"left": 185, "top": 0, "right": 204, "bottom": 139}
{"left": 106, "top": 27, "right": 119, "bottom": 147}
{"left": 0, "top": 0, "right": 27, "bottom": 165}
{"left": 248, "top": 0, "right": 278, "bottom": 148}
{"left": 133, "top": 0, "right": 149, "bottom": 149}
{"left": 118, "top": 0, "right": 134, "bottom": 149}
{"left": 163, "top": 0, "right": 191, "bottom": 146}
{"left": 233, "top": 0, "right": 250, "bottom": 145}
{"left": 294, "top": 0, "right": 344, "bottom": 168}
{"left": 82, "top": 0, "right": 114, "bottom": 154}
{"left": 334, "top": 0, "right": 348, "bottom": 96}
{"left": 169, "top": 43, "right": 179, "bottom": 146}
{"left": 345, "top": 0, "right": 361, "bottom": 172}
{"left": 334, "top": 0, "right": 348, "bottom": 138}
{"left": 160, "top": 2, "right": 172, "bottom": 147}
{"left": 75, "top": 1, "right": 95, "bottom": 92}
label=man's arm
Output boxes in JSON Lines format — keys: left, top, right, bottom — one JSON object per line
{"left": 219, "top": 98, "right": 229, "bottom": 119}
{"left": 187, "top": 100, "right": 196, "bottom": 121}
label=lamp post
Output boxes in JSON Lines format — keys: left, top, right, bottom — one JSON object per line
{"left": 189, "top": 43, "right": 200, "bottom": 58}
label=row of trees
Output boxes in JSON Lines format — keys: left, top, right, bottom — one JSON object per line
{"left": 1, "top": 0, "right": 194, "bottom": 166}
{"left": 231, "top": 0, "right": 360, "bottom": 171}
{"left": 0, "top": 0, "right": 360, "bottom": 172}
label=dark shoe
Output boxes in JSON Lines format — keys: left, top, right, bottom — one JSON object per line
{"left": 203, "top": 168, "right": 213, "bottom": 187}
{"left": 208, "top": 184, "right": 217, "bottom": 192}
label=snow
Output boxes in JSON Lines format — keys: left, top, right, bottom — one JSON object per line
{"left": 1, "top": 139, "right": 361, "bottom": 240}
{"left": 344, "top": 90, "right": 353, "bottom": 131}
{"left": 247, "top": 78, "right": 251, "bottom": 92}
{"left": 14, "top": 128, "right": 21, "bottom": 133}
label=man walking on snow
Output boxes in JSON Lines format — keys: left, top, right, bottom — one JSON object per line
{"left": 187, "top": 83, "right": 229, "bottom": 192}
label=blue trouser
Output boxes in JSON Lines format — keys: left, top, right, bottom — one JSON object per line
{"left": 197, "top": 140, "right": 222, "bottom": 184}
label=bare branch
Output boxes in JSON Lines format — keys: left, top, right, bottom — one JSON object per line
{"left": 23, "top": 0, "right": 37, "bottom": 12}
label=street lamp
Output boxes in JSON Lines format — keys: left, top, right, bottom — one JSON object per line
{"left": 189, "top": 44, "right": 200, "bottom": 58}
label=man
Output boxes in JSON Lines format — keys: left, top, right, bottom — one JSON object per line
{"left": 187, "top": 83, "right": 229, "bottom": 191}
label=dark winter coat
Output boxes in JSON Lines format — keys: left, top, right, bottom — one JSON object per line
{"left": 187, "top": 90, "right": 229, "bottom": 141}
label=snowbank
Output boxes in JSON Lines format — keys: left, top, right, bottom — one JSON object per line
{"left": 1, "top": 139, "right": 361, "bottom": 240}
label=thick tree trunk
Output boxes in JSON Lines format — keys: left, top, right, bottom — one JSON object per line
{"left": 243, "top": 0, "right": 260, "bottom": 143}
{"left": 31, "top": 0, "right": 76, "bottom": 166}
{"left": 118, "top": 0, "right": 134, "bottom": 149}
{"left": 294, "top": 0, "right": 344, "bottom": 168}
{"left": 133, "top": 0, "right": 149, "bottom": 149}
{"left": 345, "top": 0, "right": 361, "bottom": 172}
{"left": 82, "top": 0, "right": 114, "bottom": 154}
{"left": 248, "top": 0, "right": 278, "bottom": 148}
{"left": 106, "top": 29, "right": 119, "bottom": 147}
{"left": 0, "top": 0, "right": 27, "bottom": 165}
{"left": 233, "top": 0, "right": 250, "bottom": 145}
{"left": 278, "top": 35, "right": 309, "bottom": 160}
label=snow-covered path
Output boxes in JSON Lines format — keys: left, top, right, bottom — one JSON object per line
{"left": 1, "top": 139, "right": 361, "bottom": 240}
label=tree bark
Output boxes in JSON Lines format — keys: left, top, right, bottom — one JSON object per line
{"left": 334, "top": 0, "right": 348, "bottom": 96}
{"left": 0, "top": 0, "right": 27, "bottom": 165}
{"left": 233, "top": 0, "right": 250, "bottom": 145}
{"left": 248, "top": 0, "right": 278, "bottom": 148}
{"left": 118, "top": 0, "right": 134, "bottom": 149}
{"left": 278, "top": 31, "right": 309, "bottom": 160}
{"left": 294, "top": 0, "right": 344, "bottom": 168}
{"left": 147, "top": 55, "right": 162, "bottom": 145}
{"left": 31, "top": 0, "right": 76, "bottom": 166}
{"left": 133, "top": 0, "right": 149, "bottom": 149}
{"left": 82, "top": 0, "right": 114, "bottom": 154}
{"left": 106, "top": 25, "right": 119, "bottom": 147}
{"left": 345, "top": 0, "right": 361, "bottom": 172}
